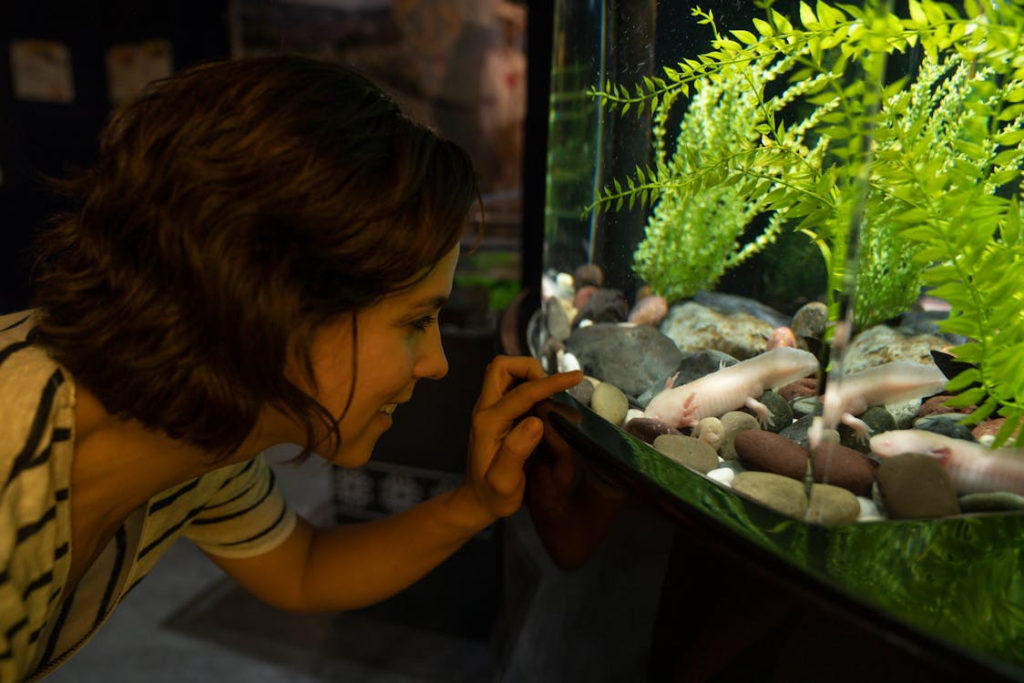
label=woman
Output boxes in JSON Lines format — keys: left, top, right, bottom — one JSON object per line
{"left": 0, "top": 55, "right": 581, "bottom": 681}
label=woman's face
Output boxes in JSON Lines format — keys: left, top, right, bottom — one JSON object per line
{"left": 301, "top": 244, "right": 459, "bottom": 467}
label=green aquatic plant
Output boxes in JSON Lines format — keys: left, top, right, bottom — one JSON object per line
{"left": 589, "top": 0, "right": 1024, "bottom": 443}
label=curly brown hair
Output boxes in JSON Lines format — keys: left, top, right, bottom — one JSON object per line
{"left": 30, "top": 55, "right": 480, "bottom": 460}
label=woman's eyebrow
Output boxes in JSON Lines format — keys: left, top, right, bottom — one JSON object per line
{"left": 409, "top": 295, "right": 449, "bottom": 310}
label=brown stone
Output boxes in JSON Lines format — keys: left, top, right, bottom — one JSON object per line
{"left": 972, "top": 417, "right": 1021, "bottom": 442}
{"left": 876, "top": 454, "right": 961, "bottom": 519}
{"left": 624, "top": 416, "right": 681, "bottom": 445}
{"left": 734, "top": 430, "right": 878, "bottom": 496}
{"left": 919, "top": 394, "right": 973, "bottom": 417}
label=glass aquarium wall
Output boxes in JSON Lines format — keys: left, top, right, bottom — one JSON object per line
{"left": 535, "top": 0, "right": 1024, "bottom": 672}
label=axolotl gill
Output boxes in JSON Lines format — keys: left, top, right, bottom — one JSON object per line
{"left": 644, "top": 347, "right": 820, "bottom": 429}
{"left": 869, "top": 429, "right": 1024, "bottom": 496}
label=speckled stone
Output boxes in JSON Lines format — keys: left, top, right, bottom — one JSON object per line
{"left": 653, "top": 434, "right": 720, "bottom": 475}
{"left": 806, "top": 484, "right": 861, "bottom": 525}
{"left": 734, "top": 430, "right": 878, "bottom": 496}
{"left": 624, "top": 416, "right": 681, "bottom": 445}
{"left": 732, "top": 471, "right": 808, "bottom": 518}
{"left": 718, "top": 411, "right": 762, "bottom": 460}
{"left": 591, "top": 381, "right": 630, "bottom": 427}
{"left": 842, "top": 325, "right": 953, "bottom": 375}
{"left": 660, "top": 302, "right": 775, "bottom": 360}
{"left": 959, "top": 492, "right": 1024, "bottom": 513}
{"left": 791, "top": 301, "right": 829, "bottom": 341}
{"left": 876, "top": 453, "right": 961, "bottom": 519}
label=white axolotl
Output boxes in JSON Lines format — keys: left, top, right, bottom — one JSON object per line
{"left": 869, "top": 429, "right": 1024, "bottom": 496}
{"left": 644, "top": 347, "right": 819, "bottom": 429}
{"left": 813, "top": 362, "right": 949, "bottom": 445}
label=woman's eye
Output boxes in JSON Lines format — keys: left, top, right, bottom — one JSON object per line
{"left": 410, "top": 314, "right": 438, "bottom": 331}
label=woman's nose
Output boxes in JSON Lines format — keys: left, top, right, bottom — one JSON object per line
{"left": 417, "top": 330, "right": 449, "bottom": 380}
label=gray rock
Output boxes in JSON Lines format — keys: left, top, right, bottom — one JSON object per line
{"left": 591, "top": 382, "right": 630, "bottom": 426}
{"left": 743, "top": 390, "right": 792, "bottom": 433}
{"left": 692, "top": 291, "right": 791, "bottom": 328}
{"left": 653, "top": 434, "right": 720, "bottom": 475}
{"left": 572, "top": 288, "right": 629, "bottom": 328}
{"left": 779, "top": 414, "right": 818, "bottom": 449}
{"left": 670, "top": 349, "right": 740, "bottom": 386}
{"left": 660, "top": 302, "right": 774, "bottom": 360}
{"left": 543, "top": 296, "right": 572, "bottom": 343}
{"left": 732, "top": 471, "right": 808, "bottom": 518}
{"left": 959, "top": 492, "right": 1024, "bottom": 513}
{"left": 886, "top": 398, "right": 927, "bottom": 430}
{"left": 566, "top": 323, "right": 683, "bottom": 398}
{"left": 637, "top": 350, "right": 740, "bottom": 409}
{"left": 719, "top": 411, "right": 762, "bottom": 460}
{"left": 838, "top": 406, "right": 895, "bottom": 452}
{"left": 568, "top": 377, "right": 595, "bottom": 407}
{"left": 791, "top": 396, "right": 822, "bottom": 419}
{"left": 899, "top": 309, "right": 971, "bottom": 346}
{"left": 914, "top": 415, "right": 978, "bottom": 442}
{"left": 806, "top": 484, "right": 862, "bottom": 524}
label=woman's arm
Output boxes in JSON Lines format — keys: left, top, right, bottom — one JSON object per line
{"left": 206, "top": 357, "right": 582, "bottom": 612}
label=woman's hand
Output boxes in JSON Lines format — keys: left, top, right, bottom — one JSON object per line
{"left": 459, "top": 355, "right": 582, "bottom": 524}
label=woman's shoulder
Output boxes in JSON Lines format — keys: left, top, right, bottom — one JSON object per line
{"left": 0, "top": 308, "right": 35, "bottom": 343}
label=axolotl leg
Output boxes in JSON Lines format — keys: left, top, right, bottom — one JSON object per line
{"left": 743, "top": 396, "right": 771, "bottom": 428}
{"left": 840, "top": 413, "right": 871, "bottom": 443}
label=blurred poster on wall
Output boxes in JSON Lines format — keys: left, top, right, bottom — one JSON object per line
{"left": 230, "top": 0, "right": 526, "bottom": 199}
{"left": 9, "top": 40, "right": 75, "bottom": 104}
{"left": 106, "top": 40, "right": 175, "bottom": 106}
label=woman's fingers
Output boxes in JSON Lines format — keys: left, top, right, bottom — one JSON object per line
{"left": 475, "top": 355, "right": 580, "bottom": 410}
{"left": 484, "top": 416, "right": 544, "bottom": 501}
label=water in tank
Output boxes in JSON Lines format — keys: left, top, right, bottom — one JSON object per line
{"left": 532, "top": 0, "right": 1024, "bottom": 667}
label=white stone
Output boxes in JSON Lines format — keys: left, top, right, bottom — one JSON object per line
{"left": 707, "top": 467, "right": 735, "bottom": 486}
{"left": 624, "top": 408, "right": 645, "bottom": 425}
{"left": 558, "top": 351, "right": 581, "bottom": 374}
{"left": 856, "top": 496, "right": 882, "bottom": 520}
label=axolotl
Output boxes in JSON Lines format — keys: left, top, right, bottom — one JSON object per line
{"left": 869, "top": 429, "right": 1024, "bottom": 496}
{"left": 644, "top": 347, "right": 819, "bottom": 429}
{"left": 814, "top": 362, "right": 949, "bottom": 444}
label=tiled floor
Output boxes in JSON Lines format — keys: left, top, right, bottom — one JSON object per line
{"left": 44, "top": 447, "right": 493, "bottom": 683}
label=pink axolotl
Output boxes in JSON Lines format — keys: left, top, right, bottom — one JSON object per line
{"left": 812, "top": 362, "right": 949, "bottom": 446}
{"left": 869, "top": 429, "right": 1024, "bottom": 496}
{"left": 644, "top": 347, "right": 819, "bottom": 429}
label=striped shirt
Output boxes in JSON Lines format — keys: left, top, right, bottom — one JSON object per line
{"left": 0, "top": 311, "right": 297, "bottom": 682}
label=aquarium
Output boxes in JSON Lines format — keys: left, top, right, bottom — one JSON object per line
{"left": 533, "top": 0, "right": 1024, "bottom": 673}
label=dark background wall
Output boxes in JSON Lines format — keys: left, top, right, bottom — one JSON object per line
{"left": 0, "top": 0, "right": 230, "bottom": 313}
